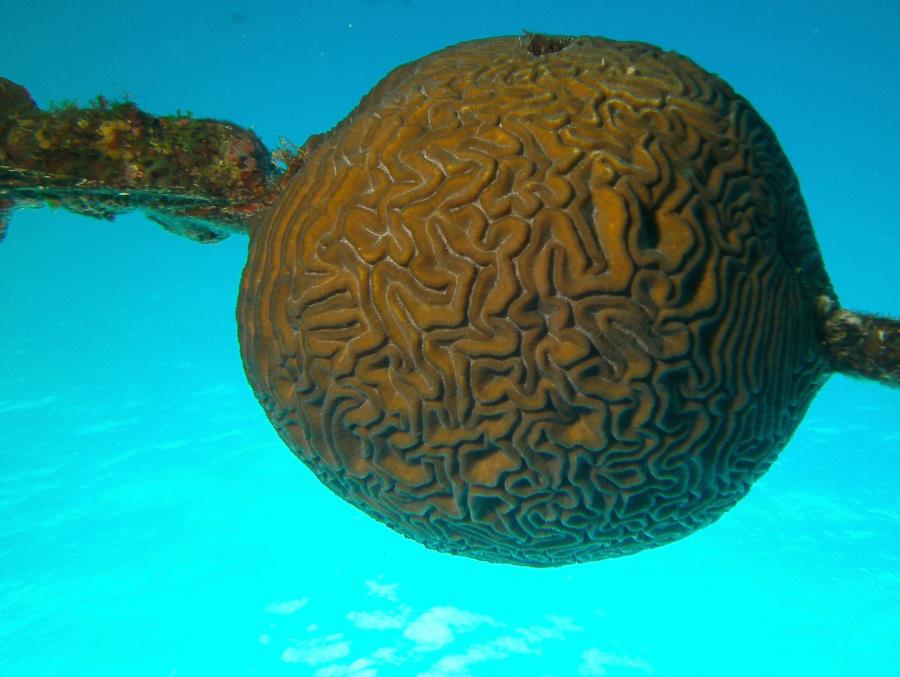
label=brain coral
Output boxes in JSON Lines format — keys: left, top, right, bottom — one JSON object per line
{"left": 237, "top": 35, "right": 835, "bottom": 566}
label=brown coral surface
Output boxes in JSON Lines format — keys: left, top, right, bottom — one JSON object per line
{"left": 238, "top": 35, "right": 835, "bottom": 566}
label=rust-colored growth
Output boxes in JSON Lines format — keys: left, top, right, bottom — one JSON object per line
{"left": 0, "top": 77, "right": 301, "bottom": 242}
{"left": 238, "top": 36, "right": 839, "bottom": 565}
{"left": 822, "top": 303, "right": 899, "bottom": 387}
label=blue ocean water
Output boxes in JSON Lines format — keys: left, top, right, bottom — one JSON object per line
{"left": 1, "top": 1, "right": 898, "bottom": 675}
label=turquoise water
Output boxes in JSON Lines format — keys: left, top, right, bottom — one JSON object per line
{"left": 2, "top": 2, "right": 899, "bottom": 675}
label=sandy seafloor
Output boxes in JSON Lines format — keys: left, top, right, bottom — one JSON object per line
{"left": 1, "top": 1, "right": 898, "bottom": 675}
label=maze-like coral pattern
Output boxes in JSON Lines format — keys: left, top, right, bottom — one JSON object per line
{"left": 238, "top": 36, "right": 834, "bottom": 566}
